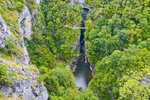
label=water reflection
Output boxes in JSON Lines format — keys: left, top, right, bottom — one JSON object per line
{"left": 74, "top": 62, "right": 92, "bottom": 89}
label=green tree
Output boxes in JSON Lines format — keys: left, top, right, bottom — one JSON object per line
{"left": 49, "top": 68, "right": 76, "bottom": 88}
{"left": 0, "top": 63, "right": 13, "bottom": 84}
{"left": 75, "top": 88, "right": 98, "bottom": 100}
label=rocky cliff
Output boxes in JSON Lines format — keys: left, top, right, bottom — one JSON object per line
{"left": 0, "top": 59, "right": 48, "bottom": 100}
{"left": 0, "top": 0, "right": 48, "bottom": 99}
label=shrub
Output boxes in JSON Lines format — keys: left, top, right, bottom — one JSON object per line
{"left": 0, "top": 63, "right": 13, "bottom": 84}
{"left": 15, "top": 1, "right": 24, "bottom": 12}
{"left": 75, "top": 88, "right": 98, "bottom": 100}
{"left": 0, "top": 47, "right": 5, "bottom": 53}
{"left": 44, "top": 76, "right": 60, "bottom": 95}
{"left": 39, "top": 66, "right": 48, "bottom": 75}
{"left": 6, "top": 37, "right": 16, "bottom": 54}
{"left": 49, "top": 68, "right": 76, "bottom": 88}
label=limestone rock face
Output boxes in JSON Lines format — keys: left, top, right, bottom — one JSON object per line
{"left": 18, "top": 5, "right": 33, "bottom": 40}
{"left": 143, "top": 75, "right": 150, "bottom": 84}
{"left": 0, "top": 59, "right": 48, "bottom": 100}
{"left": 71, "top": 0, "right": 85, "bottom": 6}
{"left": 0, "top": 15, "right": 30, "bottom": 65}
{"left": 77, "top": 0, "right": 85, "bottom": 4}
{"left": 18, "top": 1, "right": 43, "bottom": 39}
{"left": 0, "top": 15, "right": 13, "bottom": 48}
{"left": 0, "top": 1, "right": 48, "bottom": 100}
{"left": 17, "top": 4, "right": 33, "bottom": 65}
{"left": 35, "top": 0, "right": 43, "bottom": 5}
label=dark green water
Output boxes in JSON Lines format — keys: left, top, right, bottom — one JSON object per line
{"left": 74, "top": 6, "right": 91, "bottom": 89}
{"left": 74, "top": 62, "right": 92, "bottom": 89}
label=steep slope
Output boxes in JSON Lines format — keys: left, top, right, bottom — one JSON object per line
{"left": 84, "top": 0, "right": 150, "bottom": 99}
{"left": 0, "top": 58, "right": 48, "bottom": 100}
{"left": 0, "top": 0, "right": 48, "bottom": 99}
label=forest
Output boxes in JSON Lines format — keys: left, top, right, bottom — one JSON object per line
{"left": 0, "top": 0, "right": 150, "bottom": 100}
{"left": 85, "top": 0, "right": 150, "bottom": 99}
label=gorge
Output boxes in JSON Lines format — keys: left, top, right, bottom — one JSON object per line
{"left": 74, "top": 7, "right": 92, "bottom": 89}
{"left": 0, "top": 0, "right": 150, "bottom": 100}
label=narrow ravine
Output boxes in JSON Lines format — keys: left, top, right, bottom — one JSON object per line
{"left": 73, "top": 7, "right": 92, "bottom": 89}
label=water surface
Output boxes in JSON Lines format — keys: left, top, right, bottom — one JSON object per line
{"left": 74, "top": 62, "right": 92, "bottom": 89}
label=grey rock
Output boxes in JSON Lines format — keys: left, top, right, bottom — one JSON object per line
{"left": 70, "top": 0, "right": 85, "bottom": 6}
{"left": 17, "top": 5, "right": 31, "bottom": 65}
{"left": 143, "top": 75, "right": 150, "bottom": 83}
{"left": 0, "top": 1, "right": 48, "bottom": 100}
{"left": 0, "top": 14, "right": 30, "bottom": 65}
{"left": 1, "top": 86, "right": 9, "bottom": 93}
{"left": 0, "top": 62, "right": 48, "bottom": 100}
{"left": 35, "top": 0, "right": 42, "bottom": 5}
{"left": 18, "top": 5, "right": 33, "bottom": 40}
{"left": 0, "top": 15, "right": 12, "bottom": 48}
{"left": 0, "top": 59, "right": 9, "bottom": 64}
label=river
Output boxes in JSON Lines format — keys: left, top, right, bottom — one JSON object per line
{"left": 74, "top": 62, "right": 92, "bottom": 89}
{"left": 73, "top": 7, "right": 92, "bottom": 89}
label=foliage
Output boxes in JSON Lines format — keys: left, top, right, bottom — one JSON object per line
{"left": 49, "top": 68, "right": 76, "bottom": 89}
{"left": 89, "top": 45, "right": 150, "bottom": 99}
{"left": 84, "top": 1, "right": 150, "bottom": 99}
{"left": 25, "top": 0, "right": 37, "bottom": 13}
{"left": 6, "top": 37, "right": 17, "bottom": 54}
{"left": 85, "top": 0, "right": 150, "bottom": 63}
{"left": 43, "top": 67, "right": 77, "bottom": 100}
{"left": 118, "top": 66, "right": 150, "bottom": 100}
{"left": 24, "top": 35, "right": 56, "bottom": 69}
{"left": 23, "top": 1, "right": 82, "bottom": 98}
{"left": 41, "top": 0, "right": 81, "bottom": 61}
{"left": 1, "top": 0, "right": 150, "bottom": 100}
{"left": 50, "top": 88, "right": 78, "bottom": 100}
{"left": 0, "top": 0, "right": 22, "bottom": 31}
{"left": 75, "top": 88, "right": 98, "bottom": 100}
{"left": 0, "top": 47, "right": 5, "bottom": 53}
{"left": 1, "top": 0, "right": 82, "bottom": 99}
{"left": 25, "top": 0, "right": 81, "bottom": 69}
{"left": 39, "top": 66, "right": 48, "bottom": 75}
{"left": 14, "top": 1, "right": 24, "bottom": 12}
{"left": 44, "top": 76, "right": 60, "bottom": 95}
{"left": 0, "top": 63, "right": 13, "bottom": 84}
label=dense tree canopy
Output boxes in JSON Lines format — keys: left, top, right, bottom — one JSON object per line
{"left": 3, "top": 0, "right": 149, "bottom": 100}
{"left": 26, "top": 0, "right": 150, "bottom": 99}
{"left": 85, "top": 0, "right": 150, "bottom": 63}
{"left": 25, "top": 0, "right": 81, "bottom": 68}
{"left": 84, "top": 0, "right": 150, "bottom": 99}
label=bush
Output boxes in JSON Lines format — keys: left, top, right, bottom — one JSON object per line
{"left": 6, "top": 37, "right": 16, "bottom": 54}
{"left": 75, "top": 88, "right": 98, "bottom": 100}
{"left": 44, "top": 76, "right": 60, "bottom": 95}
{"left": 0, "top": 63, "right": 13, "bottom": 84}
{"left": 15, "top": 1, "right": 24, "bottom": 12}
{"left": 49, "top": 68, "right": 76, "bottom": 88}
{"left": 0, "top": 47, "right": 5, "bottom": 53}
{"left": 39, "top": 66, "right": 48, "bottom": 75}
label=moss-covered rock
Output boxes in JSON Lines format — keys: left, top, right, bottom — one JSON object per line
{"left": 0, "top": 59, "right": 48, "bottom": 100}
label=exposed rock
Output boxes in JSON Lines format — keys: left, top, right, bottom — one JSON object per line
{"left": 18, "top": 5, "right": 33, "bottom": 40}
{"left": 77, "top": 0, "right": 85, "bottom": 4}
{"left": 0, "top": 1, "right": 48, "bottom": 100}
{"left": 0, "top": 59, "right": 48, "bottom": 100}
{"left": 143, "top": 75, "right": 150, "bottom": 84}
{"left": 0, "top": 15, "right": 30, "bottom": 65}
{"left": 22, "top": 45, "right": 30, "bottom": 65}
{"left": 71, "top": 0, "right": 85, "bottom": 5}
{"left": 0, "top": 15, "right": 13, "bottom": 48}
{"left": 0, "top": 59, "right": 9, "bottom": 64}
{"left": 70, "top": 0, "right": 85, "bottom": 6}
{"left": 35, "top": 0, "right": 43, "bottom": 5}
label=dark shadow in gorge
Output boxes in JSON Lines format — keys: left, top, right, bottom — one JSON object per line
{"left": 74, "top": 7, "right": 92, "bottom": 89}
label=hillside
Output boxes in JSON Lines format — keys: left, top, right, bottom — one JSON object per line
{"left": 0, "top": 0, "right": 150, "bottom": 100}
